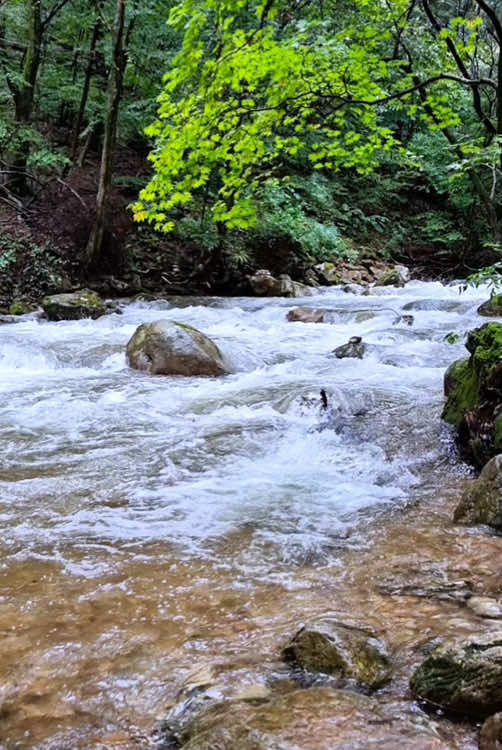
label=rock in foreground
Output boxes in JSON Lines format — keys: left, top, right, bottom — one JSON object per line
{"left": 161, "top": 687, "right": 447, "bottom": 750}
{"left": 42, "top": 289, "right": 106, "bottom": 321}
{"left": 127, "top": 320, "right": 226, "bottom": 376}
{"left": 282, "top": 618, "right": 392, "bottom": 689}
{"left": 410, "top": 631, "right": 502, "bottom": 717}
{"left": 454, "top": 454, "right": 502, "bottom": 529}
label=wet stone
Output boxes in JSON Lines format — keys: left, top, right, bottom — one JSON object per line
{"left": 282, "top": 618, "right": 392, "bottom": 689}
{"left": 410, "top": 631, "right": 502, "bottom": 717}
{"left": 159, "top": 687, "right": 452, "bottom": 750}
{"left": 287, "top": 308, "right": 327, "bottom": 323}
{"left": 332, "top": 336, "right": 365, "bottom": 359}
{"left": 126, "top": 319, "right": 227, "bottom": 377}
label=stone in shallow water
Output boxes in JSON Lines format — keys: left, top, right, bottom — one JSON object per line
{"left": 287, "top": 307, "right": 327, "bottom": 323}
{"left": 282, "top": 618, "right": 392, "bottom": 689}
{"left": 126, "top": 320, "right": 227, "bottom": 376}
{"left": 161, "top": 687, "right": 450, "bottom": 750}
{"left": 332, "top": 336, "right": 365, "bottom": 359}
{"left": 410, "top": 631, "right": 502, "bottom": 717}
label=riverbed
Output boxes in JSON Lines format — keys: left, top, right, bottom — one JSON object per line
{"left": 0, "top": 281, "right": 500, "bottom": 749}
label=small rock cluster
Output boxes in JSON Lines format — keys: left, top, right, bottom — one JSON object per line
{"left": 248, "top": 263, "right": 410, "bottom": 298}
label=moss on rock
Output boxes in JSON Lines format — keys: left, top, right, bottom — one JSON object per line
{"left": 282, "top": 618, "right": 392, "bottom": 689}
{"left": 410, "top": 632, "right": 502, "bottom": 717}
{"left": 442, "top": 323, "right": 502, "bottom": 467}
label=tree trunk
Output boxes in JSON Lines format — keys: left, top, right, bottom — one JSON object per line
{"left": 71, "top": 3, "right": 104, "bottom": 161}
{"left": 85, "top": 0, "right": 126, "bottom": 267}
{"left": 10, "top": 0, "right": 42, "bottom": 195}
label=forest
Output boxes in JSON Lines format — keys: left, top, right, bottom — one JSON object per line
{"left": 2, "top": 0, "right": 502, "bottom": 305}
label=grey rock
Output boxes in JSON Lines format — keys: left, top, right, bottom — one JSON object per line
{"left": 126, "top": 320, "right": 227, "bottom": 377}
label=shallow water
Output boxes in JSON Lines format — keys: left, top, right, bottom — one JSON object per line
{"left": 0, "top": 281, "right": 499, "bottom": 749}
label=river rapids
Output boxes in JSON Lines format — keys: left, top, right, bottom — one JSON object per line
{"left": 0, "top": 281, "right": 500, "bottom": 749}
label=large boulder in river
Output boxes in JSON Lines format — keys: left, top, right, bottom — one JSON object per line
{"left": 160, "top": 686, "right": 448, "bottom": 750}
{"left": 454, "top": 454, "right": 502, "bottom": 529}
{"left": 248, "top": 269, "right": 314, "bottom": 298}
{"left": 42, "top": 289, "right": 106, "bottom": 321}
{"left": 282, "top": 618, "right": 392, "bottom": 689}
{"left": 126, "top": 320, "right": 226, "bottom": 376}
{"left": 410, "top": 631, "right": 502, "bottom": 717}
{"left": 442, "top": 322, "right": 502, "bottom": 468}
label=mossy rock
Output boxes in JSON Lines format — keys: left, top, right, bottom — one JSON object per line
{"left": 410, "top": 632, "right": 502, "bottom": 717}
{"left": 42, "top": 289, "right": 106, "bottom": 321}
{"left": 126, "top": 319, "right": 227, "bottom": 377}
{"left": 442, "top": 358, "right": 478, "bottom": 428}
{"left": 282, "top": 618, "right": 392, "bottom": 689}
{"left": 442, "top": 323, "right": 502, "bottom": 467}
{"left": 9, "top": 301, "right": 32, "bottom": 315}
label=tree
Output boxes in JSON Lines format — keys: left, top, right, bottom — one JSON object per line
{"left": 85, "top": 0, "right": 128, "bottom": 266}
{"left": 134, "top": 0, "right": 502, "bottom": 250}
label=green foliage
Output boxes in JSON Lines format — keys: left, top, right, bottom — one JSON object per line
{"left": 252, "top": 182, "right": 354, "bottom": 262}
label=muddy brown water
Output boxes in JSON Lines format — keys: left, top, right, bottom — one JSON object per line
{"left": 0, "top": 282, "right": 499, "bottom": 749}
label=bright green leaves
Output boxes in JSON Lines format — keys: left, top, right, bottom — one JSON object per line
{"left": 133, "top": 0, "right": 493, "bottom": 234}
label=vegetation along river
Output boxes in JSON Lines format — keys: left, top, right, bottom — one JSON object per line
{"left": 1, "top": 281, "right": 501, "bottom": 749}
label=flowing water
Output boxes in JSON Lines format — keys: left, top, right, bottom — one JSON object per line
{"left": 0, "top": 281, "right": 501, "bottom": 749}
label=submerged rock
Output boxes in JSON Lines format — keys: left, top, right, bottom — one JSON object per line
{"left": 478, "top": 295, "right": 502, "bottom": 318}
{"left": 282, "top": 618, "right": 392, "bottom": 689}
{"left": 126, "top": 320, "right": 226, "bottom": 377}
{"left": 374, "top": 264, "right": 410, "bottom": 288}
{"left": 248, "top": 269, "right": 313, "bottom": 298}
{"left": 159, "top": 686, "right": 447, "bottom": 750}
{"left": 410, "top": 631, "right": 502, "bottom": 717}
{"left": 41, "top": 289, "right": 106, "bottom": 321}
{"left": 454, "top": 455, "right": 502, "bottom": 529}
{"left": 333, "top": 336, "right": 365, "bottom": 359}
{"left": 442, "top": 322, "right": 502, "bottom": 468}
{"left": 480, "top": 713, "right": 502, "bottom": 750}
{"left": 287, "top": 307, "right": 327, "bottom": 323}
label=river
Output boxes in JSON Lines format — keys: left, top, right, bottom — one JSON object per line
{"left": 0, "top": 281, "right": 500, "bottom": 749}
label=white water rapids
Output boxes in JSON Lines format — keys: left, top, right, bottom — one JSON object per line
{"left": 0, "top": 280, "right": 493, "bottom": 749}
